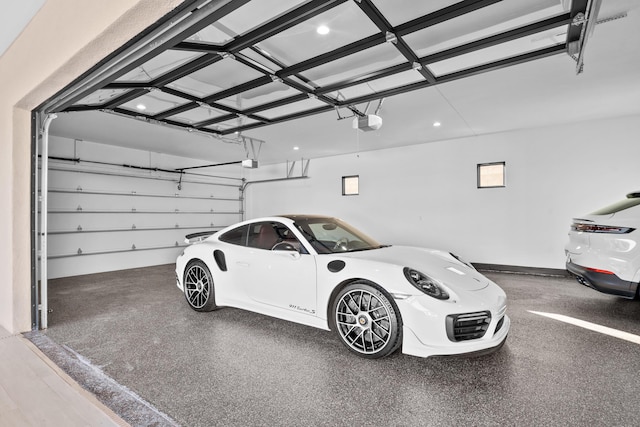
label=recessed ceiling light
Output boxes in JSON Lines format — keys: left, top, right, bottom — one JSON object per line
{"left": 433, "top": 121, "right": 441, "bottom": 127}
{"left": 317, "top": 25, "right": 330, "bottom": 35}
{"left": 136, "top": 103, "right": 147, "bottom": 111}
{"left": 293, "top": 146, "right": 300, "bottom": 151}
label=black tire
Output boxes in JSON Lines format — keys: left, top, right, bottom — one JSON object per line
{"left": 331, "top": 281, "right": 402, "bottom": 358}
{"left": 183, "top": 260, "right": 217, "bottom": 312}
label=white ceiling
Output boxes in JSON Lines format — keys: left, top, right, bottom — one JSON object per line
{"left": 0, "top": 0, "right": 45, "bottom": 57}
{"left": 49, "top": 0, "right": 640, "bottom": 165}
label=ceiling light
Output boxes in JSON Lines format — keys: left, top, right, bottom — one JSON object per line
{"left": 317, "top": 25, "right": 330, "bottom": 35}
{"left": 293, "top": 146, "right": 300, "bottom": 151}
{"left": 433, "top": 121, "right": 441, "bottom": 127}
{"left": 136, "top": 103, "right": 146, "bottom": 111}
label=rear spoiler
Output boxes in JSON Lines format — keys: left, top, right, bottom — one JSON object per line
{"left": 185, "top": 231, "right": 216, "bottom": 244}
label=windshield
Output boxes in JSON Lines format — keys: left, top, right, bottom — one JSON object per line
{"left": 292, "top": 217, "right": 384, "bottom": 254}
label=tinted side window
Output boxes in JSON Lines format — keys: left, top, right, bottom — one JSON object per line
{"left": 591, "top": 198, "right": 640, "bottom": 215}
{"left": 219, "top": 225, "right": 248, "bottom": 246}
{"left": 247, "top": 222, "right": 279, "bottom": 250}
{"left": 246, "top": 221, "right": 306, "bottom": 252}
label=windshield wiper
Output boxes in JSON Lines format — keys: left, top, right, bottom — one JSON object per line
{"left": 345, "top": 244, "right": 391, "bottom": 253}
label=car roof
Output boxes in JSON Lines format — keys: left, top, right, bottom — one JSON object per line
{"left": 278, "top": 214, "right": 336, "bottom": 221}
{"left": 216, "top": 215, "right": 338, "bottom": 233}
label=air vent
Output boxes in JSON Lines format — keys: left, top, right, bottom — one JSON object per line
{"left": 446, "top": 311, "right": 491, "bottom": 342}
{"left": 494, "top": 316, "right": 505, "bottom": 334}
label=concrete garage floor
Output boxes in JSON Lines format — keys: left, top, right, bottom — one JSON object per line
{"left": 31, "top": 264, "right": 640, "bottom": 427}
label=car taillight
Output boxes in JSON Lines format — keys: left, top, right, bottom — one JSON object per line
{"left": 570, "top": 223, "right": 635, "bottom": 234}
{"left": 586, "top": 267, "right": 615, "bottom": 275}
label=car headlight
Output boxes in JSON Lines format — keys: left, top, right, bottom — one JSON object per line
{"left": 403, "top": 268, "right": 449, "bottom": 300}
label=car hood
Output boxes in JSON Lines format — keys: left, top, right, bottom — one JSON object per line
{"left": 341, "top": 245, "right": 489, "bottom": 291}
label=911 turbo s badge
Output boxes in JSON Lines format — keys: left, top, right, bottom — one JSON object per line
{"left": 289, "top": 304, "right": 315, "bottom": 314}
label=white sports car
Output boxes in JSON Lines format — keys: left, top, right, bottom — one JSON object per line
{"left": 175, "top": 215, "right": 509, "bottom": 359}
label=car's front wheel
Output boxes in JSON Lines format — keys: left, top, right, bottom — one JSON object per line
{"left": 332, "top": 282, "right": 402, "bottom": 358}
{"left": 183, "top": 260, "right": 217, "bottom": 312}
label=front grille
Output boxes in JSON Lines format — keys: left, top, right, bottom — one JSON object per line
{"left": 446, "top": 311, "right": 491, "bottom": 342}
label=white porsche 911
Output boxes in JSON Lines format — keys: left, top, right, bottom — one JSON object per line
{"left": 175, "top": 215, "right": 509, "bottom": 359}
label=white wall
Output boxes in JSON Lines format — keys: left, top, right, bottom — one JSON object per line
{"left": 246, "top": 115, "right": 640, "bottom": 270}
{"left": 45, "top": 136, "right": 244, "bottom": 278}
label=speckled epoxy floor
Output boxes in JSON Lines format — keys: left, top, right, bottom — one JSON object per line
{"left": 35, "top": 265, "right": 640, "bottom": 427}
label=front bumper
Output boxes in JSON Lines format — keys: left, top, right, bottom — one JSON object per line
{"left": 397, "top": 284, "right": 510, "bottom": 358}
{"left": 566, "top": 261, "right": 638, "bottom": 299}
{"left": 402, "top": 315, "right": 510, "bottom": 358}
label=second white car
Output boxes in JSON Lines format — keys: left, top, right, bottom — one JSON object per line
{"left": 566, "top": 192, "right": 640, "bottom": 298}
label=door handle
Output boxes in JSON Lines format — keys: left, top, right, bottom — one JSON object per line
{"left": 236, "top": 261, "right": 250, "bottom": 267}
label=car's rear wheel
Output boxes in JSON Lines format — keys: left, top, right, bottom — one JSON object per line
{"left": 332, "top": 282, "right": 402, "bottom": 358}
{"left": 183, "top": 260, "right": 217, "bottom": 312}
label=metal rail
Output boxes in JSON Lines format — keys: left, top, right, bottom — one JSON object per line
{"left": 47, "top": 165, "right": 244, "bottom": 187}
{"left": 48, "top": 225, "right": 223, "bottom": 235}
{"left": 47, "top": 209, "right": 240, "bottom": 215}
{"left": 39, "top": 114, "right": 56, "bottom": 330}
{"left": 48, "top": 187, "right": 239, "bottom": 202}
{"left": 48, "top": 243, "right": 189, "bottom": 259}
